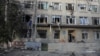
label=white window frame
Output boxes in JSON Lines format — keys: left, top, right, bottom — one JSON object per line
{"left": 38, "top": 1, "right": 48, "bottom": 10}
{"left": 89, "top": 5, "right": 98, "bottom": 13}
{"left": 80, "top": 17, "right": 89, "bottom": 25}
{"left": 66, "top": 16, "right": 76, "bottom": 25}
{"left": 52, "top": 15, "right": 62, "bottom": 24}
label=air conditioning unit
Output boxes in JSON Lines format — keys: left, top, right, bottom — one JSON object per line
{"left": 49, "top": 3, "right": 53, "bottom": 7}
{"left": 88, "top": 8, "right": 92, "bottom": 11}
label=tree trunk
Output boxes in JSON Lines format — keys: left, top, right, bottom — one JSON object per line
{"left": 3, "top": 43, "right": 8, "bottom": 49}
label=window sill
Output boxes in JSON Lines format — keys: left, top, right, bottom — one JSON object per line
{"left": 52, "top": 9, "right": 62, "bottom": 11}
{"left": 79, "top": 24, "right": 89, "bottom": 25}
{"left": 78, "top": 11, "right": 88, "bottom": 13}
{"left": 66, "top": 24, "right": 76, "bottom": 25}
{"left": 38, "top": 9, "right": 48, "bottom": 10}
{"left": 89, "top": 12, "right": 100, "bottom": 14}
{"left": 94, "top": 39, "right": 100, "bottom": 40}
{"left": 37, "top": 23, "right": 48, "bottom": 24}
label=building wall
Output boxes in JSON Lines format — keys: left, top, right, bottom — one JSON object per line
{"left": 17, "top": 0, "right": 100, "bottom": 43}
{"left": 35, "top": 27, "right": 100, "bottom": 43}
{"left": 48, "top": 43, "right": 100, "bottom": 52}
{"left": 18, "top": 0, "right": 100, "bottom": 24}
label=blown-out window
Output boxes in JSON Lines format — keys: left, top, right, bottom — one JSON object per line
{"left": 52, "top": 2, "right": 61, "bottom": 10}
{"left": 66, "top": 16, "right": 75, "bottom": 24}
{"left": 78, "top": 4, "right": 87, "bottom": 11}
{"left": 37, "top": 30, "right": 47, "bottom": 38}
{"left": 92, "top": 17, "right": 100, "bottom": 25}
{"left": 37, "top": 15, "right": 47, "bottom": 24}
{"left": 23, "top": 14, "right": 32, "bottom": 22}
{"left": 66, "top": 3, "right": 74, "bottom": 10}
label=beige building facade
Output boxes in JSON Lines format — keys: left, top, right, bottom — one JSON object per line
{"left": 17, "top": 0, "right": 100, "bottom": 51}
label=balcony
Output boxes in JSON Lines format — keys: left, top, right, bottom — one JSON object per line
{"left": 33, "top": 23, "right": 100, "bottom": 29}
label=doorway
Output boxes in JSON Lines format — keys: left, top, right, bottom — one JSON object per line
{"left": 68, "top": 30, "right": 75, "bottom": 42}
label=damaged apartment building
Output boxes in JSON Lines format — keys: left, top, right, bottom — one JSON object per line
{"left": 16, "top": 0, "right": 100, "bottom": 51}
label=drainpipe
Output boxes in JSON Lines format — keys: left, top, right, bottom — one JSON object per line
{"left": 33, "top": 0, "right": 38, "bottom": 41}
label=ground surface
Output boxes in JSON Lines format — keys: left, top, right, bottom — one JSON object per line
{"left": 0, "top": 49, "right": 100, "bottom": 56}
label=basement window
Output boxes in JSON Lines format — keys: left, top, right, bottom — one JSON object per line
{"left": 37, "top": 30, "right": 47, "bottom": 38}
{"left": 37, "top": 15, "right": 47, "bottom": 24}
{"left": 54, "top": 30, "right": 60, "bottom": 39}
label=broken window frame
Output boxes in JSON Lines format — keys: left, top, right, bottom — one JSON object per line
{"left": 37, "top": 15, "right": 47, "bottom": 24}
{"left": 78, "top": 4, "right": 87, "bottom": 11}
{"left": 52, "top": 2, "right": 62, "bottom": 10}
{"left": 66, "top": 3, "right": 74, "bottom": 10}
